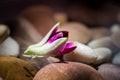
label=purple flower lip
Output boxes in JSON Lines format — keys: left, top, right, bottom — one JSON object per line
{"left": 47, "top": 30, "right": 68, "bottom": 43}
{"left": 57, "top": 41, "right": 77, "bottom": 57}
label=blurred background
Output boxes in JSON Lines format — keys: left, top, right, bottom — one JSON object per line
{"left": 0, "top": 0, "right": 120, "bottom": 26}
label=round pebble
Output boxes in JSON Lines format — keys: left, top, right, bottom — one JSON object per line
{"left": 34, "top": 62, "right": 103, "bottom": 80}
{"left": 0, "top": 77, "right": 3, "bottom": 80}
{"left": 110, "top": 24, "right": 120, "bottom": 34}
{"left": 0, "top": 56, "right": 37, "bottom": 80}
{"left": 64, "top": 42, "right": 112, "bottom": 64}
{"left": 93, "top": 48, "right": 112, "bottom": 64}
{"left": 98, "top": 63, "right": 120, "bottom": 80}
{"left": 0, "top": 37, "right": 19, "bottom": 57}
{"left": 64, "top": 42, "right": 97, "bottom": 64}
{"left": 54, "top": 12, "right": 68, "bottom": 24}
{"left": 58, "top": 22, "right": 92, "bottom": 44}
{"left": 19, "top": 5, "right": 56, "bottom": 36}
{"left": 112, "top": 52, "right": 120, "bottom": 66}
{"left": 88, "top": 37, "right": 113, "bottom": 48}
{"left": 88, "top": 37, "right": 119, "bottom": 53}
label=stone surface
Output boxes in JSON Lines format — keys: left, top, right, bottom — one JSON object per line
{"left": 19, "top": 5, "right": 56, "bottom": 36}
{"left": 88, "top": 37, "right": 113, "bottom": 48}
{"left": 34, "top": 62, "right": 103, "bottom": 80}
{"left": 0, "top": 37, "right": 19, "bottom": 57}
{"left": 0, "top": 57, "right": 37, "bottom": 80}
{"left": 64, "top": 42, "right": 112, "bottom": 64}
{"left": 88, "top": 37, "right": 119, "bottom": 53}
{"left": 112, "top": 52, "right": 120, "bottom": 66}
{"left": 54, "top": 12, "right": 68, "bottom": 24}
{"left": 64, "top": 42, "right": 97, "bottom": 64}
{"left": 58, "top": 22, "right": 92, "bottom": 44}
{"left": 98, "top": 63, "right": 120, "bottom": 80}
{"left": 93, "top": 48, "right": 111, "bottom": 64}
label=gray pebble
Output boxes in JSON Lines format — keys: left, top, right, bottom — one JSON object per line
{"left": 0, "top": 77, "right": 3, "bottom": 80}
{"left": 112, "top": 52, "right": 120, "bottom": 66}
{"left": 98, "top": 63, "right": 120, "bottom": 80}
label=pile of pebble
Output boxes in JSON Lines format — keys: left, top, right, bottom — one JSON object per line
{"left": 0, "top": 25, "right": 37, "bottom": 80}
{"left": 0, "top": 5, "right": 120, "bottom": 80}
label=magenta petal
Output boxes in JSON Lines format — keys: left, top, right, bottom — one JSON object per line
{"left": 48, "top": 32, "right": 63, "bottom": 43}
{"left": 50, "top": 27, "right": 58, "bottom": 37}
{"left": 59, "top": 31, "right": 68, "bottom": 37}
{"left": 57, "top": 42, "right": 76, "bottom": 57}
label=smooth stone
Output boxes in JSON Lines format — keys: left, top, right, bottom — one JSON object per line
{"left": 54, "top": 12, "right": 68, "bottom": 24}
{"left": 88, "top": 37, "right": 119, "bottom": 53}
{"left": 18, "top": 18, "right": 42, "bottom": 42}
{"left": 91, "top": 27, "right": 110, "bottom": 39}
{"left": 64, "top": 42, "right": 97, "bottom": 64}
{"left": 110, "top": 24, "right": 120, "bottom": 34}
{"left": 98, "top": 63, "right": 120, "bottom": 80}
{"left": 88, "top": 37, "right": 112, "bottom": 48}
{"left": 19, "top": 5, "right": 56, "bottom": 36}
{"left": 34, "top": 62, "right": 103, "bottom": 80}
{"left": 112, "top": 52, "right": 120, "bottom": 66}
{"left": 64, "top": 42, "right": 112, "bottom": 64}
{"left": 0, "top": 56, "right": 37, "bottom": 80}
{"left": 47, "top": 56, "right": 60, "bottom": 63}
{"left": 58, "top": 22, "right": 92, "bottom": 44}
{"left": 93, "top": 48, "right": 112, "bottom": 64}
{"left": 0, "top": 37, "right": 19, "bottom": 57}
{"left": 0, "top": 77, "right": 2, "bottom": 80}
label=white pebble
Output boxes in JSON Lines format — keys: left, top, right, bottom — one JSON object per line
{"left": 64, "top": 42, "right": 97, "bottom": 64}
{"left": 88, "top": 37, "right": 113, "bottom": 48}
{"left": 0, "top": 77, "right": 3, "bottom": 80}
{"left": 110, "top": 24, "right": 120, "bottom": 34}
{"left": 64, "top": 41, "right": 112, "bottom": 64}
{"left": 0, "top": 37, "right": 20, "bottom": 57}
{"left": 88, "top": 37, "right": 119, "bottom": 53}
{"left": 47, "top": 56, "right": 60, "bottom": 63}
{"left": 93, "top": 48, "right": 112, "bottom": 64}
{"left": 112, "top": 52, "right": 120, "bottom": 66}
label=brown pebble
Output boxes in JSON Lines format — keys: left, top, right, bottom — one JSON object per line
{"left": 34, "top": 62, "right": 103, "bottom": 80}
{"left": 0, "top": 56, "right": 37, "bottom": 80}
{"left": 58, "top": 22, "right": 92, "bottom": 44}
{"left": 54, "top": 12, "right": 68, "bottom": 24}
{"left": 19, "top": 5, "right": 56, "bottom": 36}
